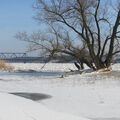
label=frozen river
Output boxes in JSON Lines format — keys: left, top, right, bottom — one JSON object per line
{"left": 0, "top": 63, "right": 120, "bottom": 120}
{"left": 10, "top": 92, "right": 120, "bottom": 120}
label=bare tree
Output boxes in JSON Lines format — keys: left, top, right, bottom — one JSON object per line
{"left": 33, "top": 0, "right": 120, "bottom": 69}
{"left": 16, "top": 0, "right": 120, "bottom": 70}
{"left": 16, "top": 24, "right": 94, "bottom": 69}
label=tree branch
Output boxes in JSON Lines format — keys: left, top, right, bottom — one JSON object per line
{"left": 105, "top": 10, "right": 120, "bottom": 65}
{"left": 94, "top": 0, "right": 101, "bottom": 56}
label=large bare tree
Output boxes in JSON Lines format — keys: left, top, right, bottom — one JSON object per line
{"left": 16, "top": 0, "right": 120, "bottom": 70}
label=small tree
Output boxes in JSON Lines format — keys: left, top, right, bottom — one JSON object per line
{"left": 17, "top": 0, "right": 120, "bottom": 70}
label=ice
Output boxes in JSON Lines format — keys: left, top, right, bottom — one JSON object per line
{"left": 0, "top": 63, "right": 120, "bottom": 119}
{"left": 0, "top": 93, "right": 89, "bottom": 120}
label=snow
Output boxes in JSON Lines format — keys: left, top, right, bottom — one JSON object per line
{"left": 0, "top": 63, "right": 120, "bottom": 120}
{"left": 0, "top": 93, "right": 89, "bottom": 120}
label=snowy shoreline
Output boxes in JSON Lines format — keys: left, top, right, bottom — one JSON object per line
{"left": 0, "top": 92, "right": 90, "bottom": 120}
{"left": 0, "top": 63, "right": 120, "bottom": 120}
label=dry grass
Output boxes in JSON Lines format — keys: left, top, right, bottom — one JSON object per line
{"left": 0, "top": 60, "right": 14, "bottom": 71}
{"left": 97, "top": 67, "right": 112, "bottom": 73}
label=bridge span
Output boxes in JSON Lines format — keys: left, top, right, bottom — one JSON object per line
{"left": 0, "top": 53, "right": 47, "bottom": 63}
{"left": 0, "top": 53, "right": 27, "bottom": 58}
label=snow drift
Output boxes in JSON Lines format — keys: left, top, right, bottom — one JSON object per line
{"left": 0, "top": 93, "right": 90, "bottom": 120}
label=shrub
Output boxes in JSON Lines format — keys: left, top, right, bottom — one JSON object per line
{"left": 0, "top": 60, "right": 14, "bottom": 71}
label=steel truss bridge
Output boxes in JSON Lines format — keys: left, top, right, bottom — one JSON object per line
{"left": 0, "top": 53, "right": 27, "bottom": 58}
{"left": 0, "top": 53, "right": 46, "bottom": 63}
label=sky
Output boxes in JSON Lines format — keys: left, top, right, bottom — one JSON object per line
{"left": 0, "top": 0, "right": 40, "bottom": 54}
{"left": 0, "top": 0, "right": 117, "bottom": 56}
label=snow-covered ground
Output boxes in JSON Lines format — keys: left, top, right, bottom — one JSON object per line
{"left": 0, "top": 63, "right": 120, "bottom": 120}
{"left": 0, "top": 93, "right": 89, "bottom": 120}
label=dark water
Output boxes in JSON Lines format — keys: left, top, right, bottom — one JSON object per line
{"left": 0, "top": 71, "right": 65, "bottom": 77}
{"left": 11, "top": 92, "right": 52, "bottom": 101}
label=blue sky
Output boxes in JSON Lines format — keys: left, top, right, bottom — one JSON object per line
{"left": 0, "top": 0, "right": 117, "bottom": 55}
{"left": 0, "top": 0, "right": 39, "bottom": 53}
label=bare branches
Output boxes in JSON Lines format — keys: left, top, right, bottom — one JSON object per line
{"left": 16, "top": 0, "right": 120, "bottom": 70}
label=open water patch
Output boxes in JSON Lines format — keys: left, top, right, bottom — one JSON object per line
{"left": 0, "top": 71, "right": 65, "bottom": 77}
{"left": 11, "top": 92, "right": 52, "bottom": 101}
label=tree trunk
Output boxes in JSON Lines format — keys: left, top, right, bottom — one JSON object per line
{"left": 105, "top": 10, "right": 120, "bottom": 67}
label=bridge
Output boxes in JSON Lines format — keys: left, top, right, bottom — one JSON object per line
{"left": 0, "top": 53, "right": 27, "bottom": 58}
{"left": 0, "top": 53, "right": 47, "bottom": 63}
